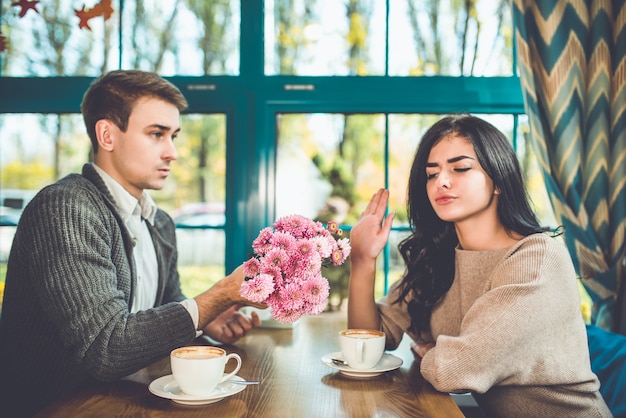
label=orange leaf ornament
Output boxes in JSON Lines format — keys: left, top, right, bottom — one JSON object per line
{"left": 0, "top": 32, "right": 7, "bottom": 52}
{"left": 75, "top": 0, "right": 114, "bottom": 31}
{"left": 11, "top": 0, "right": 40, "bottom": 18}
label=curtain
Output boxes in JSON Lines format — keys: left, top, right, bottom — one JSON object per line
{"left": 513, "top": 0, "right": 626, "bottom": 332}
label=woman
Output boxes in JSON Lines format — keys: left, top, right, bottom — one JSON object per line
{"left": 347, "top": 115, "right": 611, "bottom": 417}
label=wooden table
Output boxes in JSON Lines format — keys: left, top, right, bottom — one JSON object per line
{"left": 36, "top": 311, "right": 463, "bottom": 417}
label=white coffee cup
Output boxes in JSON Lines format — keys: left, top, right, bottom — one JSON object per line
{"left": 170, "top": 346, "right": 242, "bottom": 396}
{"left": 339, "top": 329, "right": 385, "bottom": 370}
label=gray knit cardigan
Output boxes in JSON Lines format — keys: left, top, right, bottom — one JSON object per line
{"left": 0, "top": 163, "right": 197, "bottom": 416}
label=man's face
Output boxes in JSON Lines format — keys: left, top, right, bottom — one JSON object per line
{"left": 105, "top": 97, "right": 180, "bottom": 199}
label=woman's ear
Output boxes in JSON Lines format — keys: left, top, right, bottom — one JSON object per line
{"left": 95, "top": 120, "right": 115, "bottom": 152}
{"left": 494, "top": 187, "right": 500, "bottom": 195}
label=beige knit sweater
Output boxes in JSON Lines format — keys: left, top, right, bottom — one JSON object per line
{"left": 378, "top": 233, "right": 612, "bottom": 417}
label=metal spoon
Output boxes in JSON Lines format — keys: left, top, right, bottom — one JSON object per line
{"left": 224, "top": 379, "right": 260, "bottom": 385}
{"left": 330, "top": 358, "right": 348, "bottom": 366}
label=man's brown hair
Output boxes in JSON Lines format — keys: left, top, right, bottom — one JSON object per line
{"left": 81, "top": 70, "right": 188, "bottom": 152}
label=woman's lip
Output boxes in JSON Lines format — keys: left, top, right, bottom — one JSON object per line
{"left": 435, "top": 195, "right": 455, "bottom": 204}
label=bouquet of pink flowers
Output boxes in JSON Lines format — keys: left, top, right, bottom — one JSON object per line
{"left": 240, "top": 214, "right": 351, "bottom": 323}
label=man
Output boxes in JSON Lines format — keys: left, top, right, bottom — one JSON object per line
{"left": 0, "top": 70, "right": 261, "bottom": 416}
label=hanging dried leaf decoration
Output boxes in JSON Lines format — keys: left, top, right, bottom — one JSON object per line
{"left": 0, "top": 32, "right": 7, "bottom": 52}
{"left": 11, "top": 0, "right": 40, "bottom": 18}
{"left": 74, "top": 0, "right": 114, "bottom": 31}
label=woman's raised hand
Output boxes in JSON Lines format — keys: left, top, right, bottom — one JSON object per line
{"left": 350, "top": 188, "right": 395, "bottom": 262}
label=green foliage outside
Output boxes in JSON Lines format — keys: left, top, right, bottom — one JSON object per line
{"left": 178, "top": 265, "right": 224, "bottom": 298}
{"left": 1, "top": 160, "right": 55, "bottom": 191}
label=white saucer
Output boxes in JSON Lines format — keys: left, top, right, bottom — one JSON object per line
{"left": 321, "top": 352, "right": 403, "bottom": 378}
{"left": 148, "top": 374, "right": 247, "bottom": 405}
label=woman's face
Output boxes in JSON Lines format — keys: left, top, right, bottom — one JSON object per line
{"left": 425, "top": 134, "right": 498, "bottom": 226}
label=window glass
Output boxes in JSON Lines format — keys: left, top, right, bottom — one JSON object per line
{"left": 275, "top": 113, "right": 386, "bottom": 308}
{"left": 152, "top": 114, "right": 227, "bottom": 210}
{"left": 389, "top": 0, "right": 513, "bottom": 76}
{"left": 0, "top": 113, "right": 227, "bottom": 209}
{"left": 1, "top": 0, "right": 119, "bottom": 76}
{"left": 120, "top": 1, "right": 240, "bottom": 76}
{"left": 0, "top": 114, "right": 89, "bottom": 185}
{"left": 265, "top": 0, "right": 512, "bottom": 76}
{"left": 0, "top": 113, "right": 227, "bottom": 295}
{"left": 265, "top": 0, "right": 387, "bottom": 75}
{"left": 1, "top": 0, "right": 239, "bottom": 76}
{"left": 275, "top": 113, "right": 385, "bottom": 221}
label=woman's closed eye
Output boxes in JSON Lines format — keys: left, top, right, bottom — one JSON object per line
{"left": 426, "top": 167, "right": 471, "bottom": 180}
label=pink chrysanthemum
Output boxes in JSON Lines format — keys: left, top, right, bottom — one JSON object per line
{"left": 259, "top": 264, "right": 283, "bottom": 282}
{"left": 252, "top": 227, "right": 275, "bottom": 255}
{"left": 262, "top": 247, "right": 290, "bottom": 269}
{"left": 240, "top": 273, "right": 275, "bottom": 303}
{"left": 330, "top": 238, "right": 349, "bottom": 264}
{"left": 240, "top": 214, "right": 350, "bottom": 323}
{"left": 311, "top": 235, "right": 333, "bottom": 258}
{"left": 277, "top": 282, "right": 306, "bottom": 311}
{"left": 326, "top": 221, "right": 339, "bottom": 234}
{"left": 274, "top": 214, "right": 308, "bottom": 238}
{"left": 270, "top": 231, "right": 296, "bottom": 252}
{"left": 302, "top": 274, "right": 330, "bottom": 306}
{"left": 271, "top": 306, "right": 304, "bottom": 323}
{"left": 337, "top": 238, "right": 352, "bottom": 255}
{"left": 298, "top": 251, "right": 322, "bottom": 278}
{"left": 242, "top": 257, "right": 261, "bottom": 278}
{"left": 330, "top": 249, "right": 344, "bottom": 265}
{"left": 304, "top": 298, "right": 328, "bottom": 316}
{"left": 295, "top": 239, "right": 315, "bottom": 258}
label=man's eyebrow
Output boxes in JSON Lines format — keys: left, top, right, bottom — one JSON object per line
{"left": 148, "top": 123, "right": 180, "bottom": 133}
{"left": 426, "top": 155, "right": 475, "bottom": 167}
{"left": 149, "top": 124, "right": 170, "bottom": 130}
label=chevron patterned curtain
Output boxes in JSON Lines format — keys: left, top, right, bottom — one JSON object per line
{"left": 513, "top": 1, "right": 626, "bottom": 332}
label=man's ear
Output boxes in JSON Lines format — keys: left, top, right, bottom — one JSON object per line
{"left": 95, "top": 120, "right": 115, "bottom": 152}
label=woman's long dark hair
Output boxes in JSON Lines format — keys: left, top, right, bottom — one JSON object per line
{"left": 396, "top": 115, "right": 549, "bottom": 337}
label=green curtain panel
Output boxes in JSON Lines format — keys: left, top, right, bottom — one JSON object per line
{"left": 513, "top": 0, "right": 626, "bottom": 332}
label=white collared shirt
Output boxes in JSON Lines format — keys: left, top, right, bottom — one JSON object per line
{"left": 92, "top": 164, "right": 199, "bottom": 329}
{"left": 93, "top": 164, "right": 158, "bottom": 312}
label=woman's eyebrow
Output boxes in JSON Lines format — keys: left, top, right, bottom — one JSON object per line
{"left": 448, "top": 155, "right": 475, "bottom": 163}
{"left": 426, "top": 155, "right": 475, "bottom": 167}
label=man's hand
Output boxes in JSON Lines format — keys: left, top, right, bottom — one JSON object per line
{"left": 194, "top": 264, "right": 267, "bottom": 329}
{"left": 202, "top": 305, "right": 262, "bottom": 345}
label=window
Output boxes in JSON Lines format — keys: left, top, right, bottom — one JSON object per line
{"left": 1, "top": 0, "right": 549, "bottom": 301}
{"left": 1, "top": 0, "right": 240, "bottom": 76}
{"left": 264, "top": 0, "right": 513, "bottom": 76}
{"left": 274, "top": 112, "right": 555, "bottom": 302}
